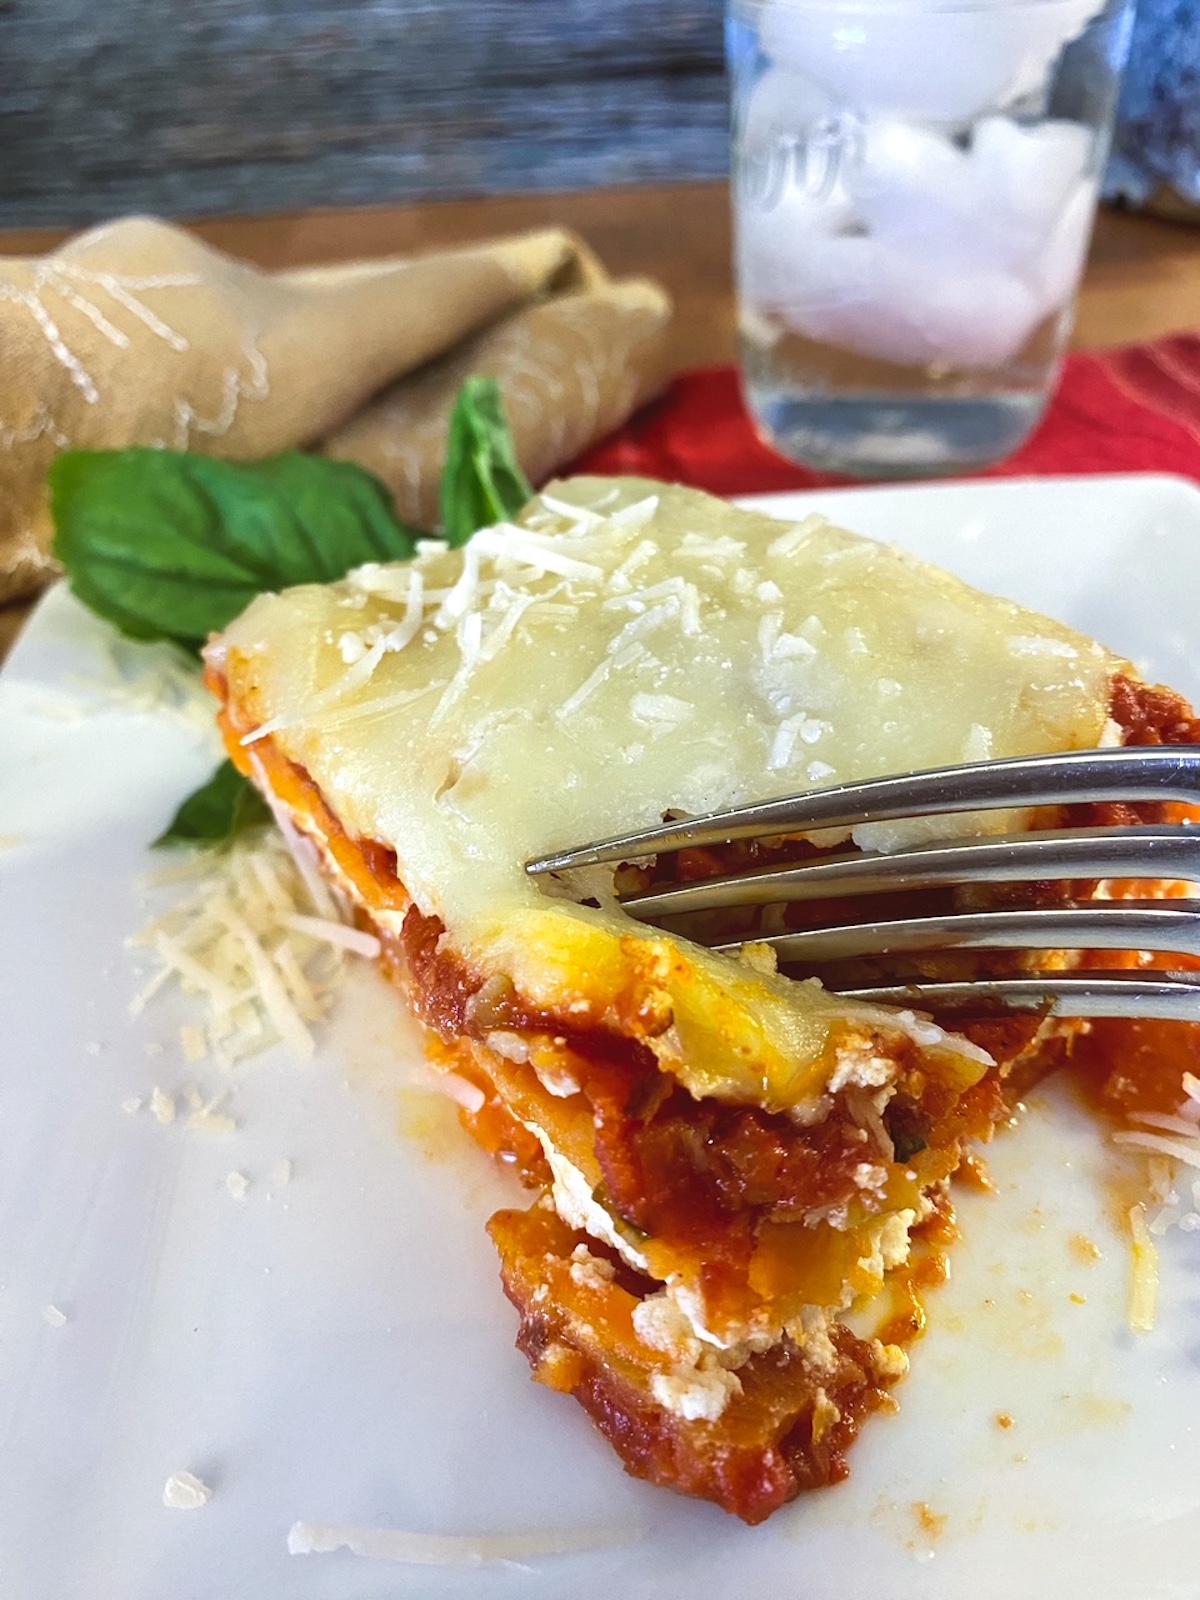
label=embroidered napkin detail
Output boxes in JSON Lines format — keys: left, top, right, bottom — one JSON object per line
{"left": 0, "top": 216, "right": 671, "bottom": 605}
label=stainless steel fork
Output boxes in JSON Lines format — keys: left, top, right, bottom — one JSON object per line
{"left": 526, "top": 747, "right": 1200, "bottom": 1021}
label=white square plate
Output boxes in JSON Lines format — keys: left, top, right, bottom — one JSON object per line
{"left": 2, "top": 474, "right": 1199, "bottom": 1600}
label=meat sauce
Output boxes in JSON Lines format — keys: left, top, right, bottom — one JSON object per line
{"left": 1064, "top": 675, "right": 1200, "bottom": 1122}
{"left": 397, "top": 902, "right": 1004, "bottom": 1269}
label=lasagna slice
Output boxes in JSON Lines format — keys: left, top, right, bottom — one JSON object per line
{"left": 204, "top": 478, "right": 1199, "bottom": 1524}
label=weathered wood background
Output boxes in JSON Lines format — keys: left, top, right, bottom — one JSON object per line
{"left": 0, "top": 0, "right": 729, "bottom": 227}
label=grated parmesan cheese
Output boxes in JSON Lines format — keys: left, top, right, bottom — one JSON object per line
{"left": 1009, "top": 635, "right": 1079, "bottom": 659}
{"left": 1129, "top": 1110, "right": 1200, "bottom": 1140}
{"left": 1127, "top": 1203, "right": 1158, "bottom": 1332}
{"left": 630, "top": 692, "right": 693, "bottom": 730}
{"left": 1112, "top": 1129, "right": 1200, "bottom": 1169}
{"left": 41, "top": 1304, "right": 67, "bottom": 1328}
{"left": 437, "top": 1073, "right": 486, "bottom": 1115}
{"left": 287, "top": 1520, "right": 639, "bottom": 1565}
{"left": 1117, "top": 1082, "right": 1200, "bottom": 1251}
{"left": 962, "top": 722, "right": 994, "bottom": 762}
{"left": 607, "top": 493, "right": 660, "bottom": 531}
{"left": 609, "top": 539, "right": 657, "bottom": 588}
{"left": 244, "top": 633, "right": 393, "bottom": 744}
{"left": 150, "top": 1086, "right": 176, "bottom": 1125}
{"left": 283, "top": 914, "right": 381, "bottom": 959}
{"left": 535, "top": 492, "right": 606, "bottom": 531}
{"left": 65, "top": 632, "right": 224, "bottom": 745}
{"left": 471, "top": 523, "right": 604, "bottom": 583}
{"left": 678, "top": 531, "right": 745, "bottom": 561}
{"left": 559, "top": 643, "right": 646, "bottom": 721}
{"left": 606, "top": 600, "right": 678, "bottom": 656}
{"left": 180, "top": 1023, "right": 208, "bottom": 1062}
{"left": 767, "top": 515, "right": 827, "bottom": 558}
{"left": 773, "top": 631, "right": 818, "bottom": 661}
{"left": 129, "top": 829, "right": 362, "bottom": 1069}
{"left": 189, "top": 1106, "right": 237, "bottom": 1135}
{"left": 163, "top": 1471, "right": 212, "bottom": 1511}
{"left": 768, "top": 713, "right": 806, "bottom": 772}
{"left": 338, "top": 631, "right": 367, "bottom": 665}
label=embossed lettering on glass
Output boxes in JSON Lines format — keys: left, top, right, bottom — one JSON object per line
{"left": 728, "top": 0, "right": 1136, "bottom": 476}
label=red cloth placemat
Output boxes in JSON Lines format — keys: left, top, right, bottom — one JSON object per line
{"left": 575, "top": 333, "right": 1200, "bottom": 494}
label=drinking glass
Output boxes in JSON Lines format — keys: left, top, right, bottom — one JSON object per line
{"left": 728, "top": 0, "right": 1136, "bottom": 476}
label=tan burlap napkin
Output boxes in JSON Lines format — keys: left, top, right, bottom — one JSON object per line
{"left": 0, "top": 215, "right": 672, "bottom": 607}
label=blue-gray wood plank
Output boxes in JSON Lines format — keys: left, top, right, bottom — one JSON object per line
{"left": 0, "top": 0, "right": 730, "bottom": 227}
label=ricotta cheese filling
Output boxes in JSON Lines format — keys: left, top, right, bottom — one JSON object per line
{"left": 528, "top": 1105, "right": 928, "bottom": 1399}
{"left": 530, "top": 1129, "right": 650, "bottom": 1275}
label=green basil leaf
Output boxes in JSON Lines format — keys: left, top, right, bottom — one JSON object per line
{"left": 153, "top": 759, "right": 271, "bottom": 848}
{"left": 439, "top": 375, "right": 533, "bottom": 548}
{"left": 51, "top": 449, "right": 420, "bottom": 650}
{"left": 52, "top": 377, "right": 529, "bottom": 854}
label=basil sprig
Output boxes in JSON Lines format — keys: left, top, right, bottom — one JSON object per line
{"left": 51, "top": 450, "right": 420, "bottom": 650}
{"left": 49, "top": 376, "right": 533, "bottom": 847}
{"left": 440, "top": 375, "right": 533, "bottom": 548}
{"left": 152, "top": 758, "right": 272, "bottom": 847}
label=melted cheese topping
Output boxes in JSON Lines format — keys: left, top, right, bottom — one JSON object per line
{"left": 213, "top": 477, "right": 1121, "bottom": 1108}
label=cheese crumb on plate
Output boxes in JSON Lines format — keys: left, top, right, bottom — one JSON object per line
{"left": 162, "top": 1471, "right": 212, "bottom": 1511}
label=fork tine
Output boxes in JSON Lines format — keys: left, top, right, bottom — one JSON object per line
{"left": 620, "top": 824, "right": 1200, "bottom": 919}
{"left": 710, "top": 901, "right": 1200, "bottom": 964}
{"left": 833, "top": 972, "right": 1200, "bottom": 1022}
{"left": 525, "top": 747, "right": 1200, "bottom": 874}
